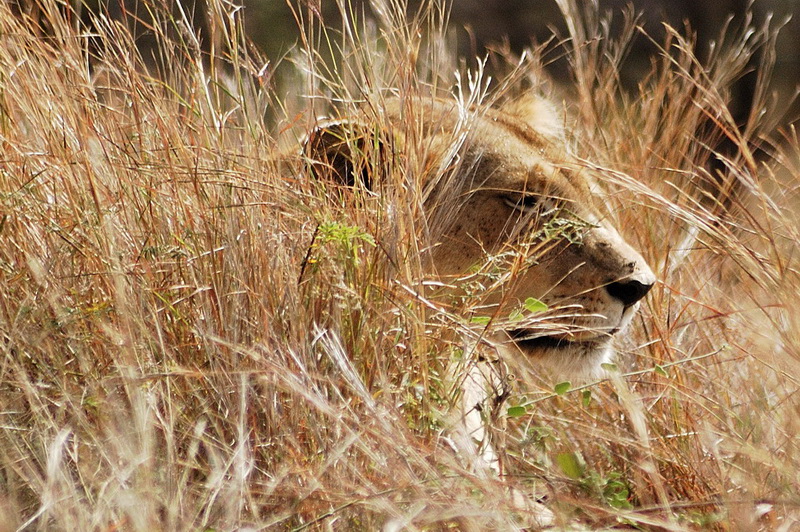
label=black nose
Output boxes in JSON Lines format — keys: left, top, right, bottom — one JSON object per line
{"left": 606, "top": 279, "right": 654, "bottom": 307}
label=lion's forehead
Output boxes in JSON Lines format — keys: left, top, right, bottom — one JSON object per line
{"left": 385, "top": 98, "right": 602, "bottom": 212}
{"left": 464, "top": 125, "right": 599, "bottom": 210}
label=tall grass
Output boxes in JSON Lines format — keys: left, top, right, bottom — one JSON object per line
{"left": 0, "top": 0, "right": 798, "bottom": 529}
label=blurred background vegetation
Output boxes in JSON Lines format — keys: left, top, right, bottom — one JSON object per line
{"left": 252, "top": 0, "right": 800, "bottom": 130}
{"left": 13, "top": 0, "right": 800, "bottom": 128}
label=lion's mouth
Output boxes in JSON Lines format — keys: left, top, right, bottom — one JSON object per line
{"left": 507, "top": 328, "right": 616, "bottom": 350}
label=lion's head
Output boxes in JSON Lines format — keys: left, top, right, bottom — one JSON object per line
{"left": 303, "top": 97, "right": 655, "bottom": 376}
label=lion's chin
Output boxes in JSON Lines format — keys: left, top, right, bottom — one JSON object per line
{"left": 504, "top": 330, "right": 615, "bottom": 378}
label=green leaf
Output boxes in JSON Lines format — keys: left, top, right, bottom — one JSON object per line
{"left": 581, "top": 389, "right": 592, "bottom": 407}
{"left": 654, "top": 364, "right": 669, "bottom": 377}
{"left": 470, "top": 316, "right": 490, "bottom": 325}
{"left": 556, "top": 452, "right": 584, "bottom": 479}
{"left": 554, "top": 381, "right": 571, "bottom": 395}
{"left": 601, "top": 362, "right": 619, "bottom": 373}
{"left": 507, "top": 405, "right": 527, "bottom": 418}
{"left": 602, "top": 473, "right": 633, "bottom": 509}
{"left": 523, "top": 297, "right": 548, "bottom": 313}
{"left": 508, "top": 308, "right": 524, "bottom": 322}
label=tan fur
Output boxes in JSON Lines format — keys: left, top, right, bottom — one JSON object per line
{"left": 307, "top": 97, "right": 655, "bottom": 373}
{"left": 303, "top": 96, "right": 656, "bottom": 524}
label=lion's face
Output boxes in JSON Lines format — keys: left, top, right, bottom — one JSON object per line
{"left": 305, "top": 97, "right": 655, "bottom": 375}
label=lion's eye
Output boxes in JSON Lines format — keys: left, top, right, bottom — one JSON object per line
{"left": 503, "top": 194, "right": 558, "bottom": 216}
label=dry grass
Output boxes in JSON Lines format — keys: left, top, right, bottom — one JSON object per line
{"left": 1, "top": 0, "right": 799, "bottom": 530}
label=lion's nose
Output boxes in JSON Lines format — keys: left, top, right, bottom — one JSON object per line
{"left": 606, "top": 278, "right": 654, "bottom": 308}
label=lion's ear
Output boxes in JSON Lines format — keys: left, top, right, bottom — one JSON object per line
{"left": 502, "top": 95, "right": 565, "bottom": 144}
{"left": 302, "top": 120, "right": 385, "bottom": 190}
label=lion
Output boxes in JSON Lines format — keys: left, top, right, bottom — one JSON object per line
{"left": 301, "top": 95, "right": 655, "bottom": 524}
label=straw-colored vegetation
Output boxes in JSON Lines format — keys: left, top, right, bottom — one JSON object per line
{"left": 1, "top": 0, "right": 798, "bottom": 529}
